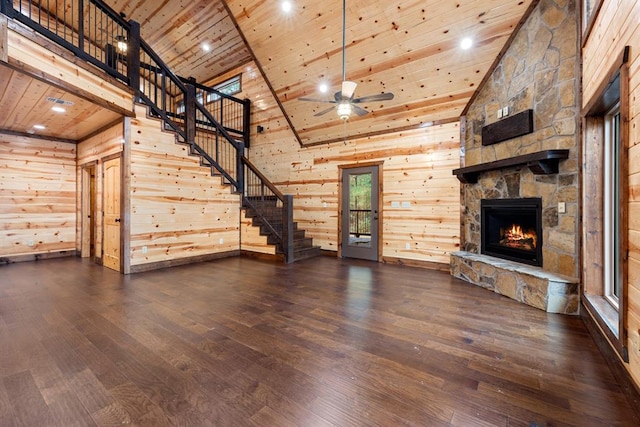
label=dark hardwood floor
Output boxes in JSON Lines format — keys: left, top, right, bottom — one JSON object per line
{"left": 0, "top": 256, "right": 638, "bottom": 426}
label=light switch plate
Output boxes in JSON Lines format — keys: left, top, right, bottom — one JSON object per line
{"left": 558, "top": 201, "right": 566, "bottom": 214}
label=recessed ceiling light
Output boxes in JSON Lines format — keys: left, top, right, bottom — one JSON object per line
{"left": 51, "top": 106, "right": 66, "bottom": 113}
{"left": 460, "top": 37, "right": 473, "bottom": 50}
{"left": 33, "top": 124, "right": 46, "bottom": 130}
{"left": 281, "top": 1, "right": 293, "bottom": 13}
{"left": 318, "top": 82, "right": 329, "bottom": 93}
{"left": 201, "top": 42, "right": 211, "bottom": 52}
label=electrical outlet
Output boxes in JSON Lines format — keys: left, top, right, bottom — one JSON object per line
{"left": 497, "top": 109, "right": 503, "bottom": 119}
{"left": 142, "top": 246, "right": 147, "bottom": 254}
{"left": 219, "top": 238, "right": 224, "bottom": 244}
{"left": 502, "top": 106, "right": 509, "bottom": 117}
{"left": 391, "top": 201, "right": 400, "bottom": 208}
{"left": 322, "top": 202, "right": 327, "bottom": 208}
{"left": 27, "top": 240, "right": 34, "bottom": 247}
{"left": 401, "top": 201, "right": 411, "bottom": 208}
{"left": 405, "top": 243, "right": 411, "bottom": 250}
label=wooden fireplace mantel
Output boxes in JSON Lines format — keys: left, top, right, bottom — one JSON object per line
{"left": 452, "top": 149, "right": 569, "bottom": 184}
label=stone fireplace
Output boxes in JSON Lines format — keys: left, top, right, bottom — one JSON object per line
{"left": 449, "top": 0, "right": 580, "bottom": 314}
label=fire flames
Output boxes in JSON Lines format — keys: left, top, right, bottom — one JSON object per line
{"left": 499, "top": 224, "right": 537, "bottom": 250}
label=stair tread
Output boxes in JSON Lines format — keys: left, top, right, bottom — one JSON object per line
{"left": 292, "top": 246, "right": 322, "bottom": 261}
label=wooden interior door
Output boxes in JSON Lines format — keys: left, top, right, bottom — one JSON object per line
{"left": 341, "top": 165, "right": 380, "bottom": 261}
{"left": 103, "top": 157, "right": 121, "bottom": 271}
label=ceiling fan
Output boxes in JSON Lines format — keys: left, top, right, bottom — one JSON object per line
{"left": 298, "top": 0, "right": 394, "bottom": 120}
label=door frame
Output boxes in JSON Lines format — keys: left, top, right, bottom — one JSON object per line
{"left": 102, "top": 153, "right": 124, "bottom": 272}
{"left": 80, "top": 161, "right": 98, "bottom": 259}
{"left": 338, "top": 161, "right": 383, "bottom": 261}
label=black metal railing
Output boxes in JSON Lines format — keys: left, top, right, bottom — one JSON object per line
{"left": 135, "top": 36, "right": 188, "bottom": 139}
{"left": 349, "top": 209, "right": 371, "bottom": 236}
{"left": 242, "top": 157, "right": 294, "bottom": 261}
{"left": 186, "top": 80, "right": 251, "bottom": 145}
{"left": 5, "top": 0, "right": 131, "bottom": 82}
{"left": 191, "top": 98, "right": 244, "bottom": 189}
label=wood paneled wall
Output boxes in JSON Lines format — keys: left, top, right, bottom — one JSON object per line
{"left": 211, "top": 63, "right": 461, "bottom": 267}
{"left": 128, "top": 106, "right": 241, "bottom": 267}
{"left": 0, "top": 133, "right": 76, "bottom": 257}
{"left": 583, "top": 0, "right": 640, "bottom": 388}
{"left": 76, "top": 122, "right": 124, "bottom": 258}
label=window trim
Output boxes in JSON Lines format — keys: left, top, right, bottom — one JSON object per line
{"left": 582, "top": 46, "right": 630, "bottom": 362}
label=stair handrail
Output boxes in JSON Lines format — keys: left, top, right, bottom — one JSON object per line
{"left": 242, "top": 157, "right": 285, "bottom": 200}
{"left": 135, "top": 37, "right": 189, "bottom": 141}
{"left": 242, "top": 157, "right": 294, "bottom": 261}
{"left": 190, "top": 91, "right": 243, "bottom": 189}
{"left": 182, "top": 78, "right": 251, "bottom": 146}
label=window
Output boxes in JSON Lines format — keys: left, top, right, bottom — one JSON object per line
{"left": 582, "top": 0, "right": 602, "bottom": 40}
{"left": 603, "top": 102, "right": 621, "bottom": 309}
{"left": 207, "top": 74, "right": 241, "bottom": 102}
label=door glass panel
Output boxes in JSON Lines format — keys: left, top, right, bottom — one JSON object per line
{"left": 349, "top": 173, "right": 372, "bottom": 248}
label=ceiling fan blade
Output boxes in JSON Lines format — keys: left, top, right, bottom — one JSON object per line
{"left": 352, "top": 92, "right": 395, "bottom": 103}
{"left": 352, "top": 104, "right": 369, "bottom": 116}
{"left": 299, "top": 97, "right": 336, "bottom": 103}
{"left": 314, "top": 105, "right": 337, "bottom": 117}
{"left": 341, "top": 80, "right": 358, "bottom": 99}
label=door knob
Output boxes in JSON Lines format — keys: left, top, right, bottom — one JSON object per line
{"left": 115, "top": 218, "right": 121, "bottom": 222}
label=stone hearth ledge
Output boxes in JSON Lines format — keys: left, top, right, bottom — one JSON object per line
{"left": 450, "top": 251, "right": 579, "bottom": 315}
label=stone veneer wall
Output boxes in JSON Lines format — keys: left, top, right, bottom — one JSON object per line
{"left": 461, "top": 0, "right": 580, "bottom": 279}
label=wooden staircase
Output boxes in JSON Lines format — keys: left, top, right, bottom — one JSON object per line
{"left": 242, "top": 196, "right": 322, "bottom": 262}
{"left": 0, "top": 0, "right": 321, "bottom": 264}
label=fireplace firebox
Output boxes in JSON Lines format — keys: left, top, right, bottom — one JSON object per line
{"left": 481, "top": 198, "right": 542, "bottom": 266}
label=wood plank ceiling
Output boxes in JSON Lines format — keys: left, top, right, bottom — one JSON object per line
{"left": 0, "top": 65, "right": 122, "bottom": 141}
{"left": 105, "top": 0, "right": 252, "bottom": 82}
{"left": 1, "top": 0, "right": 535, "bottom": 145}
{"left": 222, "top": 0, "right": 536, "bottom": 145}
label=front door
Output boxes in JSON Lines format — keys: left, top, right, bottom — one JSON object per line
{"left": 103, "top": 157, "right": 121, "bottom": 271}
{"left": 341, "top": 165, "right": 379, "bottom": 261}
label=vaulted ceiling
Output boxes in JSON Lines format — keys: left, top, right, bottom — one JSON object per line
{"left": 224, "top": 0, "right": 536, "bottom": 145}
{"left": 1, "top": 0, "right": 537, "bottom": 145}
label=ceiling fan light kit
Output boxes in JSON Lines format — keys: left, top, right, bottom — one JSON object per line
{"left": 337, "top": 101, "right": 353, "bottom": 120}
{"left": 298, "top": 0, "right": 394, "bottom": 121}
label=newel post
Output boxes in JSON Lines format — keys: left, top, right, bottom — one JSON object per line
{"left": 184, "top": 80, "right": 196, "bottom": 144}
{"left": 236, "top": 142, "right": 245, "bottom": 194}
{"left": 283, "top": 195, "right": 294, "bottom": 263}
{"left": 126, "top": 20, "right": 141, "bottom": 99}
{"left": 243, "top": 99, "right": 251, "bottom": 148}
